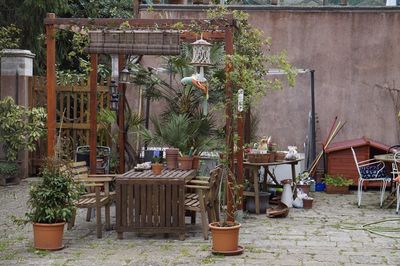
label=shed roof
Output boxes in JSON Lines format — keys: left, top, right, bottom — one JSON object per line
{"left": 325, "top": 137, "right": 389, "bottom": 153}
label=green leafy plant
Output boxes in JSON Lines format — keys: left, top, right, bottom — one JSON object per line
{"left": 24, "top": 158, "right": 81, "bottom": 224}
{"left": 324, "top": 174, "right": 353, "bottom": 187}
{"left": 0, "top": 97, "right": 46, "bottom": 162}
{"left": 151, "top": 156, "right": 163, "bottom": 164}
{"left": 0, "top": 24, "right": 21, "bottom": 52}
{"left": 0, "top": 162, "right": 19, "bottom": 176}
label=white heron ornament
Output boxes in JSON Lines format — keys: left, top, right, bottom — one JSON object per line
{"left": 180, "top": 34, "right": 212, "bottom": 115}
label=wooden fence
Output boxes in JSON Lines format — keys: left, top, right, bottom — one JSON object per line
{"left": 28, "top": 76, "right": 111, "bottom": 174}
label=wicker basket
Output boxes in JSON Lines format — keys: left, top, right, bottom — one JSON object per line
{"left": 248, "top": 153, "right": 273, "bottom": 163}
{"left": 275, "top": 151, "right": 287, "bottom": 161}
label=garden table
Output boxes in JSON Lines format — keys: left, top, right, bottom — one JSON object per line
{"left": 374, "top": 154, "right": 397, "bottom": 208}
{"left": 115, "top": 168, "right": 196, "bottom": 240}
{"left": 243, "top": 158, "right": 303, "bottom": 214}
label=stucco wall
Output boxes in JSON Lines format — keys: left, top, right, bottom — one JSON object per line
{"left": 140, "top": 8, "right": 400, "bottom": 151}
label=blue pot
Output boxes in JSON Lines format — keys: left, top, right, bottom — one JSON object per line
{"left": 315, "top": 182, "right": 326, "bottom": 192}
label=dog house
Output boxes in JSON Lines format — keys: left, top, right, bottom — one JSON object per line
{"left": 325, "top": 137, "right": 389, "bottom": 186}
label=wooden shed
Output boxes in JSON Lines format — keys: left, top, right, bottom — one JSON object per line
{"left": 325, "top": 137, "right": 389, "bottom": 187}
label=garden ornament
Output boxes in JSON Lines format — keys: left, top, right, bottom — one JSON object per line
{"left": 180, "top": 34, "right": 212, "bottom": 115}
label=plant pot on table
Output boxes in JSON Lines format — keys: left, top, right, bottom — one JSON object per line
{"left": 166, "top": 148, "right": 179, "bottom": 169}
{"left": 151, "top": 163, "right": 163, "bottom": 175}
{"left": 178, "top": 156, "right": 193, "bottom": 170}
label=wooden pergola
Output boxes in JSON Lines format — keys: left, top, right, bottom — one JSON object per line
{"left": 44, "top": 13, "right": 243, "bottom": 218}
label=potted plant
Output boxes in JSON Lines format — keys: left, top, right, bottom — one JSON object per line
{"left": 151, "top": 156, "right": 163, "bottom": 175}
{"left": 324, "top": 174, "right": 353, "bottom": 194}
{"left": 0, "top": 97, "right": 46, "bottom": 185}
{"left": 208, "top": 163, "right": 244, "bottom": 255}
{"left": 17, "top": 158, "right": 81, "bottom": 250}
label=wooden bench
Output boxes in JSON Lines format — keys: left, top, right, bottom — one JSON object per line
{"left": 68, "top": 161, "right": 115, "bottom": 238}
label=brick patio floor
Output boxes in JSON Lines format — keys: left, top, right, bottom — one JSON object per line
{"left": 1, "top": 178, "right": 400, "bottom": 265}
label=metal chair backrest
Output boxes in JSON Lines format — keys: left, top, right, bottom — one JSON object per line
{"left": 350, "top": 147, "right": 362, "bottom": 177}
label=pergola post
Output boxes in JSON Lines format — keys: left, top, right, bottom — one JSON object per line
{"left": 225, "top": 24, "right": 235, "bottom": 222}
{"left": 89, "top": 54, "right": 98, "bottom": 174}
{"left": 46, "top": 13, "right": 56, "bottom": 157}
{"left": 118, "top": 54, "right": 125, "bottom": 174}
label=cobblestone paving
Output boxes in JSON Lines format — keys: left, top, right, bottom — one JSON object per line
{"left": 1, "top": 178, "right": 400, "bottom": 265}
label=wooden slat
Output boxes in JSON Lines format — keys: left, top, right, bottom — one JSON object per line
{"left": 160, "top": 184, "right": 166, "bottom": 227}
{"left": 146, "top": 184, "right": 152, "bottom": 227}
{"left": 153, "top": 184, "right": 159, "bottom": 227}
{"left": 121, "top": 184, "right": 127, "bottom": 228}
{"left": 134, "top": 184, "right": 140, "bottom": 228}
{"left": 166, "top": 184, "right": 171, "bottom": 226}
{"left": 171, "top": 185, "right": 178, "bottom": 227}
{"left": 178, "top": 184, "right": 185, "bottom": 227}
{"left": 128, "top": 185, "right": 133, "bottom": 226}
{"left": 140, "top": 184, "right": 146, "bottom": 227}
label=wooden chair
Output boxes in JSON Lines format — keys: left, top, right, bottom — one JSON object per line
{"left": 67, "top": 161, "right": 115, "bottom": 238}
{"left": 185, "top": 165, "right": 223, "bottom": 240}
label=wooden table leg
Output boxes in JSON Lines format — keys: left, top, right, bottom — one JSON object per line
{"left": 253, "top": 167, "right": 260, "bottom": 215}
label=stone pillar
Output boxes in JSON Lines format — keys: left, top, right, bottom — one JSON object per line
{"left": 0, "top": 49, "right": 35, "bottom": 179}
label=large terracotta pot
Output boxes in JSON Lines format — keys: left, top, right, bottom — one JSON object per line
{"left": 209, "top": 222, "right": 241, "bottom": 252}
{"left": 177, "top": 156, "right": 193, "bottom": 170}
{"left": 166, "top": 148, "right": 179, "bottom": 169}
{"left": 33, "top": 222, "right": 65, "bottom": 250}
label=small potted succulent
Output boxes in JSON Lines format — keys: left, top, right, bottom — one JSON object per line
{"left": 151, "top": 156, "right": 163, "bottom": 175}
{"left": 324, "top": 174, "right": 353, "bottom": 194}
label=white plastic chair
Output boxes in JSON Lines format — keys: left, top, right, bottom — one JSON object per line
{"left": 351, "top": 147, "right": 391, "bottom": 207}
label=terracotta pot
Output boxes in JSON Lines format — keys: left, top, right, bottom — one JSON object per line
{"left": 33, "top": 222, "right": 65, "bottom": 250}
{"left": 152, "top": 163, "right": 162, "bottom": 175}
{"left": 325, "top": 184, "right": 349, "bottom": 194}
{"left": 166, "top": 148, "right": 179, "bottom": 169}
{"left": 192, "top": 156, "right": 200, "bottom": 170}
{"left": 297, "top": 184, "right": 310, "bottom": 194}
{"left": 302, "top": 198, "right": 313, "bottom": 209}
{"left": 209, "top": 222, "right": 241, "bottom": 252}
{"left": 178, "top": 156, "right": 193, "bottom": 170}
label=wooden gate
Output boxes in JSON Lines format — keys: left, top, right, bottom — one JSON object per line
{"left": 28, "top": 76, "right": 111, "bottom": 174}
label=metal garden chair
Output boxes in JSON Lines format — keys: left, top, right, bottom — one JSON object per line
{"left": 351, "top": 147, "right": 391, "bottom": 207}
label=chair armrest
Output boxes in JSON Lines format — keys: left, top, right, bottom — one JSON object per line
{"left": 188, "top": 180, "right": 209, "bottom": 185}
{"left": 88, "top": 174, "right": 115, "bottom": 179}
{"left": 77, "top": 177, "right": 113, "bottom": 182}
{"left": 185, "top": 185, "right": 210, "bottom": 190}
{"left": 84, "top": 183, "right": 104, "bottom": 188}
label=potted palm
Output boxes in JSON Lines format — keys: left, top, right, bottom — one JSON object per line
{"left": 21, "top": 158, "right": 81, "bottom": 250}
{"left": 0, "top": 97, "right": 46, "bottom": 185}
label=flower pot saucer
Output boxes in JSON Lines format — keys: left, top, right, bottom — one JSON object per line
{"left": 35, "top": 244, "right": 65, "bottom": 251}
{"left": 211, "top": 245, "right": 244, "bottom": 256}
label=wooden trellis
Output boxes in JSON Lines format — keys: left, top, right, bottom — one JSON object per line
{"left": 28, "top": 76, "right": 110, "bottom": 168}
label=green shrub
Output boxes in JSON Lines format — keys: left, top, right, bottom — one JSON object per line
{"left": 0, "top": 162, "right": 19, "bottom": 175}
{"left": 324, "top": 174, "right": 353, "bottom": 187}
{"left": 26, "top": 159, "right": 81, "bottom": 224}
